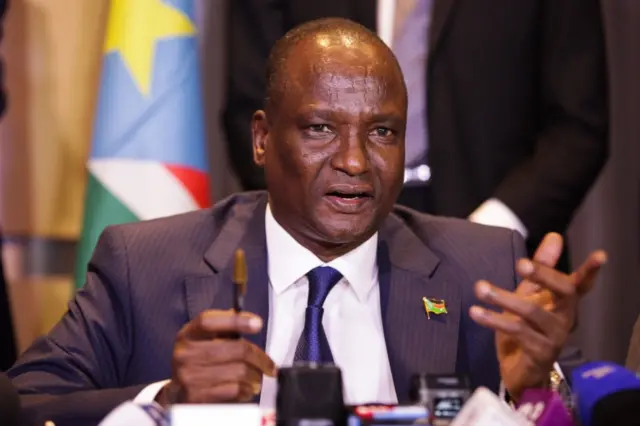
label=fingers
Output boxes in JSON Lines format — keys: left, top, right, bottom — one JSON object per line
{"left": 175, "top": 362, "right": 263, "bottom": 392}
{"left": 176, "top": 339, "right": 277, "bottom": 377}
{"left": 469, "top": 305, "right": 558, "bottom": 363}
{"left": 170, "top": 310, "right": 276, "bottom": 404}
{"left": 516, "top": 233, "right": 564, "bottom": 295}
{"left": 571, "top": 250, "right": 607, "bottom": 296}
{"left": 532, "top": 233, "right": 564, "bottom": 267}
{"left": 517, "top": 249, "right": 606, "bottom": 300}
{"left": 180, "top": 310, "right": 264, "bottom": 340}
{"left": 516, "top": 259, "right": 575, "bottom": 299}
{"left": 474, "top": 281, "right": 568, "bottom": 342}
{"left": 183, "top": 382, "right": 257, "bottom": 403}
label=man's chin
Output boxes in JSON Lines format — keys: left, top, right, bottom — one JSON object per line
{"left": 317, "top": 217, "right": 376, "bottom": 245}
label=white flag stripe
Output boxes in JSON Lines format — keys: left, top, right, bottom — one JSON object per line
{"left": 89, "top": 158, "right": 200, "bottom": 220}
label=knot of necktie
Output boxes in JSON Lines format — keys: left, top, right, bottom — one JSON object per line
{"left": 306, "top": 266, "right": 343, "bottom": 308}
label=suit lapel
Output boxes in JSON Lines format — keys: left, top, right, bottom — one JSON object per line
{"left": 378, "top": 214, "right": 461, "bottom": 403}
{"left": 184, "top": 194, "right": 270, "bottom": 350}
{"left": 429, "top": 0, "right": 457, "bottom": 60}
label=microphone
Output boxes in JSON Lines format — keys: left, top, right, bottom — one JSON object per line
{"left": 516, "top": 389, "right": 574, "bottom": 425}
{"left": 276, "top": 363, "right": 347, "bottom": 426}
{"left": 450, "top": 387, "right": 529, "bottom": 426}
{"left": 572, "top": 362, "right": 640, "bottom": 426}
{"left": 97, "top": 401, "right": 169, "bottom": 426}
{"left": 0, "top": 372, "right": 20, "bottom": 426}
{"left": 409, "top": 373, "right": 470, "bottom": 425}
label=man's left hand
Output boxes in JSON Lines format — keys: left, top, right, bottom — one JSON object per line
{"left": 469, "top": 232, "right": 607, "bottom": 400}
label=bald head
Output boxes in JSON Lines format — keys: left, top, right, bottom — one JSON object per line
{"left": 251, "top": 17, "right": 408, "bottom": 259}
{"left": 264, "top": 17, "right": 406, "bottom": 116}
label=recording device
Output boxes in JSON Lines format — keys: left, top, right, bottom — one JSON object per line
{"left": 450, "top": 387, "right": 529, "bottom": 426}
{"left": 0, "top": 372, "right": 20, "bottom": 426}
{"left": 409, "top": 374, "right": 470, "bottom": 425}
{"left": 571, "top": 361, "right": 640, "bottom": 426}
{"left": 97, "top": 402, "right": 168, "bottom": 426}
{"left": 516, "top": 389, "right": 574, "bottom": 426}
{"left": 276, "top": 363, "right": 347, "bottom": 426}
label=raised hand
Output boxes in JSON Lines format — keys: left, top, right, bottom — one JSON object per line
{"left": 470, "top": 233, "right": 606, "bottom": 400}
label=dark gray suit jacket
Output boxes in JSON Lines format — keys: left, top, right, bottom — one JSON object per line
{"left": 7, "top": 192, "right": 582, "bottom": 426}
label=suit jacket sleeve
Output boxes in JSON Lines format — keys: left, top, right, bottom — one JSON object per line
{"left": 7, "top": 228, "right": 145, "bottom": 426}
{"left": 493, "top": 0, "right": 608, "bottom": 239}
{"left": 222, "top": 0, "right": 287, "bottom": 190}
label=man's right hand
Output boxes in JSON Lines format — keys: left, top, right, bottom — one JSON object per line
{"left": 156, "top": 310, "right": 276, "bottom": 406}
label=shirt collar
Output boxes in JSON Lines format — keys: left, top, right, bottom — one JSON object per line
{"left": 265, "top": 205, "right": 378, "bottom": 301}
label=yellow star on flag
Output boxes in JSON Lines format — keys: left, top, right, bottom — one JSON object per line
{"left": 104, "top": 0, "right": 196, "bottom": 95}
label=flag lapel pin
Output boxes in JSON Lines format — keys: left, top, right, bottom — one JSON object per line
{"left": 422, "top": 297, "right": 448, "bottom": 319}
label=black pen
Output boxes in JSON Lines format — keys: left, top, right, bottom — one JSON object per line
{"left": 233, "top": 248, "right": 247, "bottom": 313}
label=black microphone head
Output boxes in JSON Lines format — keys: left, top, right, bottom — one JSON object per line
{"left": 591, "top": 389, "right": 640, "bottom": 426}
{"left": 276, "top": 363, "right": 346, "bottom": 426}
{"left": 409, "top": 373, "right": 470, "bottom": 423}
{"left": 0, "top": 372, "right": 20, "bottom": 426}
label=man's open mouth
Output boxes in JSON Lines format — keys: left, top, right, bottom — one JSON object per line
{"left": 324, "top": 185, "right": 374, "bottom": 212}
{"left": 325, "top": 185, "right": 373, "bottom": 199}
{"left": 325, "top": 191, "right": 372, "bottom": 199}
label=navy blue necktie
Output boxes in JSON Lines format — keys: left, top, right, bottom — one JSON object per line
{"left": 293, "top": 267, "right": 342, "bottom": 363}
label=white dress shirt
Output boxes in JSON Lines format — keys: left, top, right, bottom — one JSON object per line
{"left": 260, "top": 205, "right": 397, "bottom": 407}
{"left": 134, "top": 206, "right": 397, "bottom": 407}
{"left": 377, "top": 0, "right": 528, "bottom": 238}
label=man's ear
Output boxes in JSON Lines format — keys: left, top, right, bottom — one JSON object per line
{"left": 252, "top": 110, "right": 268, "bottom": 166}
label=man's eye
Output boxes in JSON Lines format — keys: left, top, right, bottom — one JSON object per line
{"left": 372, "top": 127, "right": 394, "bottom": 137}
{"left": 307, "top": 124, "right": 331, "bottom": 133}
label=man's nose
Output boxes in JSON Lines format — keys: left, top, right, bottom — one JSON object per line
{"left": 331, "top": 132, "right": 370, "bottom": 176}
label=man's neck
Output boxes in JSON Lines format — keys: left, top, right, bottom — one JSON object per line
{"left": 267, "top": 206, "right": 375, "bottom": 263}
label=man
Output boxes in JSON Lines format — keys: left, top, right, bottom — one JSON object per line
{"left": 8, "top": 19, "right": 604, "bottom": 426}
{"left": 223, "top": 0, "right": 609, "bottom": 272}
{"left": 0, "top": 0, "right": 18, "bottom": 373}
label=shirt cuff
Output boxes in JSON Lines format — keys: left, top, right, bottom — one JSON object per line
{"left": 468, "top": 198, "right": 528, "bottom": 239}
{"left": 134, "top": 380, "right": 171, "bottom": 404}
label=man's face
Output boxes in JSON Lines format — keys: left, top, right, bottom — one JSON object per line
{"left": 253, "top": 34, "right": 406, "bottom": 255}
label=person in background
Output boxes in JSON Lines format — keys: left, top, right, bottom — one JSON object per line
{"left": 0, "top": 0, "right": 17, "bottom": 373}
{"left": 222, "top": 0, "right": 609, "bottom": 272}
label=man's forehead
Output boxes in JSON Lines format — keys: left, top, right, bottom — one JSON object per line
{"left": 266, "top": 30, "right": 406, "bottom": 116}
{"left": 288, "top": 34, "right": 387, "bottom": 67}
{"left": 288, "top": 46, "right": 400, "bottom": 89}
